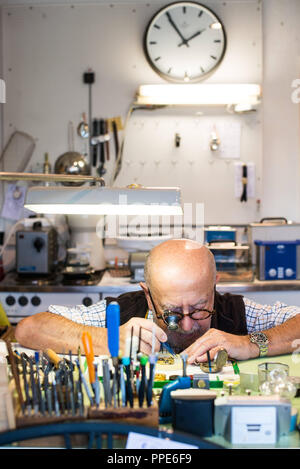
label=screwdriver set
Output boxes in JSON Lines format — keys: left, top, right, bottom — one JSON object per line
{"left": 4, "top": 302, "right": 159, "bottom": 428}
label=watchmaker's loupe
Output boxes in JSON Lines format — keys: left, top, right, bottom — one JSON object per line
{"left": 164, "top": 313, "right": 180, "bottom": 331}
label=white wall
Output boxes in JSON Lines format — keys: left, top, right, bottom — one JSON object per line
{"left": 0, "top": 0, "right": 298, "bottom": 226}
{"left": 261, "top": 0, "right": 300, "bottom": 222}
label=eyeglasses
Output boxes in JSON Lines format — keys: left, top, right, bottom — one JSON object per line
{"left": 158, "top": 308, "right": 215, "bottom": 322}
{"left": 148, "top": 289, "right": 215, "bottom": 330}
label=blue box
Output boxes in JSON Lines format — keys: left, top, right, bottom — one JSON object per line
{"left": 255, "top": 240, "right": 300, "bottom": 280}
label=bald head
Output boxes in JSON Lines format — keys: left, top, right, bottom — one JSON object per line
{"left": 144, "top": 239, "right": 216, "bottom": 296}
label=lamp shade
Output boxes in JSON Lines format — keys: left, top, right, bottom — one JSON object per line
{"left": 136, "top": 84, "right": 261, "bottom": 106}
{"left": 24, "top": 185, "right": 182, "bottom": 216}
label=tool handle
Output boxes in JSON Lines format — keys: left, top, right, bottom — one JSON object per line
{"left": 159, "top": 376, "right": 191, "bottom": 421}
{"left": 125, "top": 365, "right": 134, "bottom": 408}
{"left": 44, "top": 348, "right": 61, "bottom": 368}
{"left": 146, "top": 363, "right": 155, "bottom": 407}
{"left": 138, "top": 364, "right": 147, "bottom": 408}
{"left": 82, "top": 331, "right": 95, "bottom": 384}
{"left": 106, "top": 302, "right": 120, "bottom": 358}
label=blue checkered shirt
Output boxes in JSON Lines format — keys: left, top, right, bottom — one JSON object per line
{"left": 48, "top": 296, "right": 300, "bottom": 332}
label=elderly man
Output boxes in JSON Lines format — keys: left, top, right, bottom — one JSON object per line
{"left": 15, "top": 239, "right": 300, "bottom": 363}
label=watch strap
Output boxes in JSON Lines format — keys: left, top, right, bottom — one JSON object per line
{"left": 250, "top": 332, "right": 269, "bottom": 357}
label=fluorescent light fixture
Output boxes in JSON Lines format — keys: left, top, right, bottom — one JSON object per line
{"left": 0, "top": 79, "right": 6, "bottom": 103}
{"left": 24, "top": 185, "right": 183, "bottom": 216}
{"left": 136, "top": 84, "right": 261, "bottom": 106}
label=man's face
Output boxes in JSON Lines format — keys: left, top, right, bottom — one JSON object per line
{"left": 149, "top": 284, "right": 215, "bottom": 354}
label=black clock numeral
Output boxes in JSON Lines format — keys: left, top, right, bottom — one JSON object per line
{"left": 155, "top": 56, "right": 161, "bottom": 61}
{"left": 200, "top": 66, "right": 205, "bottom": 73}
{"left": 198, "top": 10, "right": 203, "bottom": 17}
{"left": 167, "top": 67, "right": 172, "bottom": 74}
{"left": 214, "top": 39, "right": 221, "bottom": 43}
{"left": 149, "top": 41, "right": 157, "bottom": 45}
{"left": 210, "top": 55, "right": 217, "bottom": 60}
{"left": 154, "top": 24, "right": 161, "bottom": 29}
{"left": 183, "top": 6, "right": 186, "bottom": 14}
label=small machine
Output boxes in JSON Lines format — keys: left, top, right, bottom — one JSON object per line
{"left": 214, "top": 395, "right": 292, "bottom": 443}
{"left": 255, "top": 240, "right": 300, "bottom": 280}
{"left": 16, "top": 222, "right": 58, "bottom": 275}
{"left": 128, "top": 251, "right": 148, "bottom": 283}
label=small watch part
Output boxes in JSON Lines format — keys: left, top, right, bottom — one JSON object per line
{"left": 198, "top": 348, "right": 228, "bottom": 373}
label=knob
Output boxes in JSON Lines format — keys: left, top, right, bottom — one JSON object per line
{"left": 5, "top": 295, "right": 15, "bottom": 306}
{"left": 82, "top": 297, "right": 93, "bottom": 307}
{"left": 268, "top": 268, "right": 277, "bottom": 278}
{"left": 31, "top": 296, "right": 41, "bottom": 307}
{"left": 285, "top": 268, "right": 294, "bottom": 277}
{"left": 33, "top": 237, "right": 44, "bottom": 252}
{"left": 18, "top": 296, "right": 28, "bottom": 307}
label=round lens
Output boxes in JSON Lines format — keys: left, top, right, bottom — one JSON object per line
{"left": 190, "top": 310, "right": 212, "bottom": 320}
{"left": 164, "top": 313, "right": 181, "bottom": 330}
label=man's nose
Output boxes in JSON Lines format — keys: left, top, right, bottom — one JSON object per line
{"left": 180, "top": 314, "right": 194, "bottom": 331}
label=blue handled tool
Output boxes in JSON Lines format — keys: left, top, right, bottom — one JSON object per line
{"left": 160, "top": 341, "right": 176, "bottom": 356}
{"left": 106, "top": 302, "right": 120, "bottom": 358}
{"left": 106, "top": 301, "right": 120, "bottom": 406}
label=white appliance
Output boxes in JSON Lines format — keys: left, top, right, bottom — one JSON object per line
{"left": 0, "top": 291, "right": 100, "bottom": 324}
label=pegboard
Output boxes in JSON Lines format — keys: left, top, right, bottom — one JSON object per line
{"left": 1, "top": 0, "right": 262, "bottom": 225}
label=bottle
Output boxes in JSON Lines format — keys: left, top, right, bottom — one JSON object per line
{"left": 43, "top": 152, "right": 51, "bottom": 186}
{"left": 43, "top": 152, "right": 51, "bottom": 174}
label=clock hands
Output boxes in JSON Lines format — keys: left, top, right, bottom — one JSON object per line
{"left": 178, "top": 28, "right": 206, "bottom": 47}
{"left": 165, "top": 11, "right": 189, "bottom": 47}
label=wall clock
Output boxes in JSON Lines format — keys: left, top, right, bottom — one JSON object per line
{"left": 144, "top": 1, "right": 227, "bottom": 83}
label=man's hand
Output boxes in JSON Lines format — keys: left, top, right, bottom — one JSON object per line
{"left": 119, "top": 318, "right": 167, "bottom": 356}
{"left": 183, "top": 328, "right": 259, "bottom": 363}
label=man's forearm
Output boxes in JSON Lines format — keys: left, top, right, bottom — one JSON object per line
{"left": 15, "top": 312, "right": 109, "bottom": 355}
{"left": 260, "top": 314, "right": 300, "bottom": 357}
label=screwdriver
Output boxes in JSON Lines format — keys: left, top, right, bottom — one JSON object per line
{"left": 20, "top": 353, "right": 31, "bottom": 415}
{"left": 93, "top": 363, "right": 100, "bottom": 408}
{"left": 119, "top": 363, "right": 126, "bottom": 407}
{"left": 35, "top": 353, "right": 46, "bottom": 416}
{"left": 122, "top": 356, "right": 133, "bottom": 408}
{"left": 106, "top": 302, "right": 120, "bottom": 407}
{"left": 147, "top": 325, "right": 157, "bottom": 407}
{"left": 75, "top": 359, "right": 94, "bottom": 407}
{"left": 138, "top": 355, "right": 148, "bottom": 408}
{"left": 43, "top": 348, "right": 62, "bottom": 368}
{"left": 102, "top": 358, "right": 112, "bottom": 408}
{"left": 81, "top": 331, "right": 97, "bottom": 405}
{"left": 28, "top": 357, "right": 39, "bottom": 415}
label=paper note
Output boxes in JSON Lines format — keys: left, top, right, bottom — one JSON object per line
{"left": 1, "top": 184, "right": 31, "bottom": 220}
{"left": 210, "top": 122, "right": 241, "bottom": 160}
{"left": 126, "top": 431, "right": 198, "bottom": 449}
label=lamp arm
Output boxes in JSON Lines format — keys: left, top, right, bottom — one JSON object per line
{"left": 0, "top": 172, "right": 105, "bottom": 186}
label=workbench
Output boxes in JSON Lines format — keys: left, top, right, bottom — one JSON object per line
{"left": 0, "top": 343, "right": 299, "bottom": 449}
{"left": 205, "top": 353, "right": 300, "bottom": 449}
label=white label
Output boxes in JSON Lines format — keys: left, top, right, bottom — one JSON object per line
{"left": 231, "top": 406, "right": 277, "bottom": 444}
{"left": 126, "top": 432, "right": 198, "bottom": 449}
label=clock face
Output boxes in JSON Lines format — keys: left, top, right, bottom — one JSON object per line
{"left": 144, "top": 1, "right": 226, "bottom": 83}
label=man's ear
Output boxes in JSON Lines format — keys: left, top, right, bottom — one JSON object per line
{"left": 139, "top": 282, "right": 152, "bottom": 310}
{"left": 216, "top": 272, "right": 220, "bottom": 284}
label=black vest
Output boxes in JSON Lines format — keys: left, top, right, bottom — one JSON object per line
{"left": 106, "top": 289, "right": 247, "bottom": 335}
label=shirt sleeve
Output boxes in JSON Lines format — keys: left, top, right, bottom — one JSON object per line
{"left": 48, "top": 300, "right": 107, "bottom": 327}
{"left": 244, "top": 297, "right": 300, "bottom": 333}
